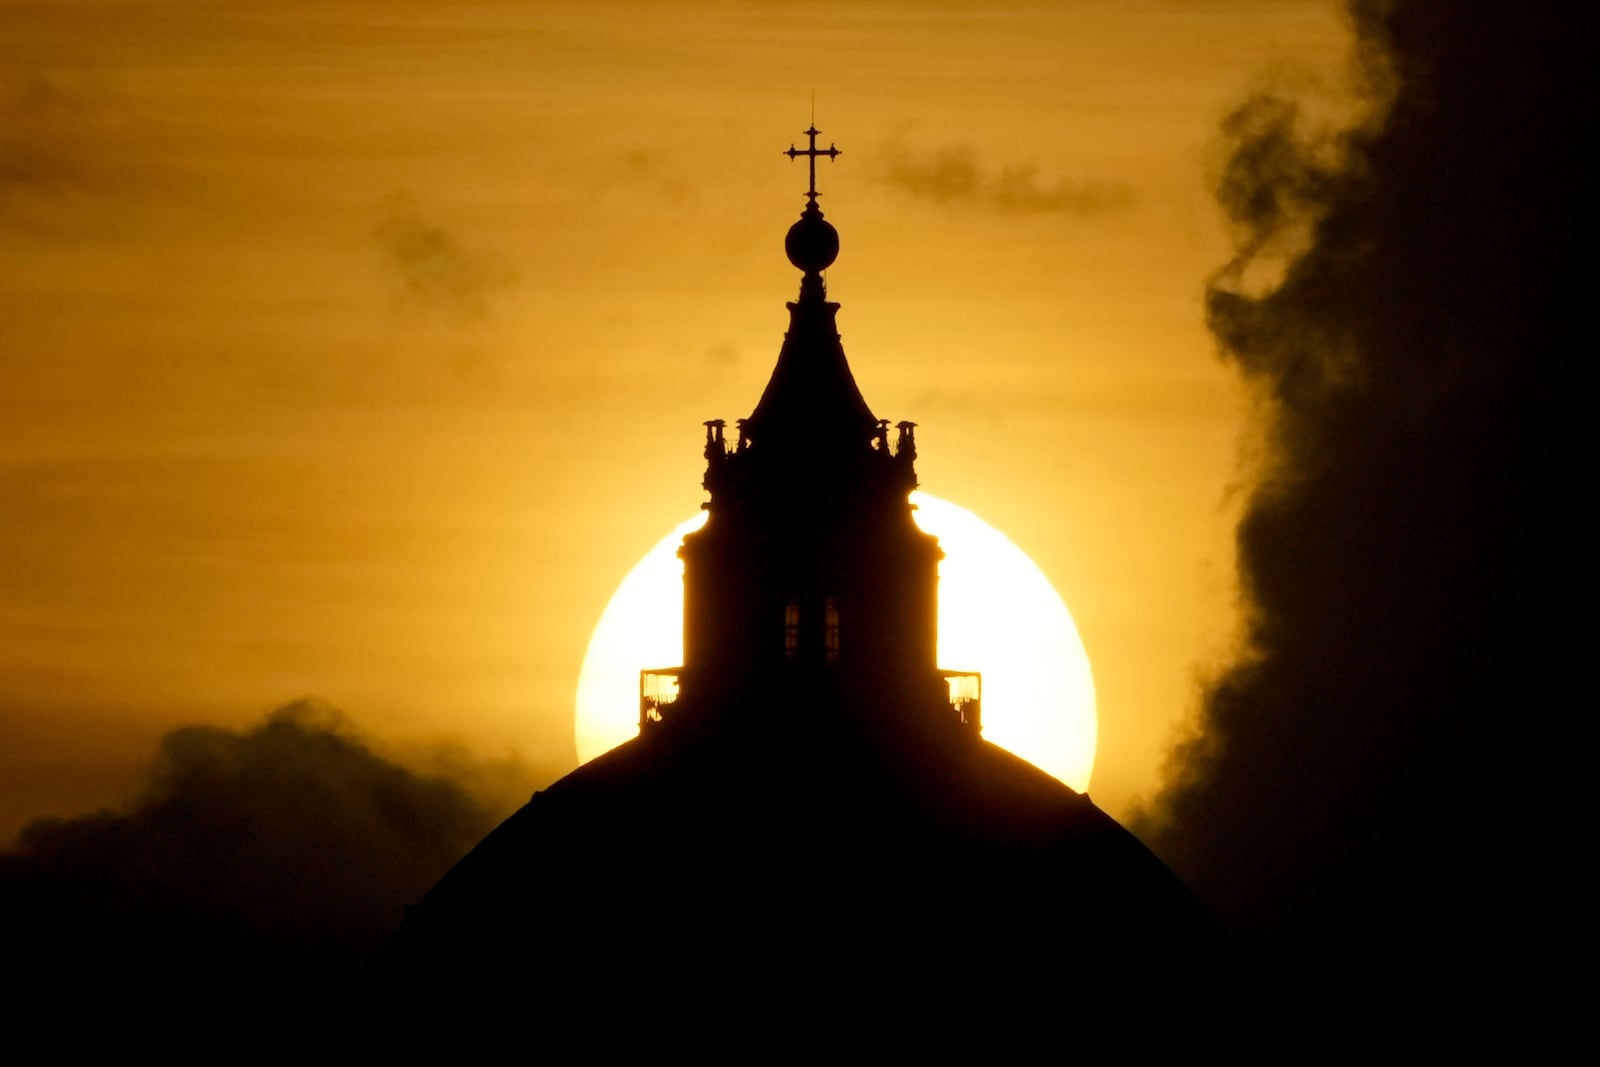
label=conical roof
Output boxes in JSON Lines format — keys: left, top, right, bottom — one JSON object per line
{"left": 744, "top": 285, "right": 877, "bottom": 451}
{"left": 744, "top": 197, "right": 877, "bottom": 453}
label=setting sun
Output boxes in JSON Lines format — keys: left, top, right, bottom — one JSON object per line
{"left": 576, "top": 491, "right": 1096, "bottom": 790}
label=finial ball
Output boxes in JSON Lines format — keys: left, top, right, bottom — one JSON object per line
{"left": 785, "top": 208, "right": 839, "bottom": 273}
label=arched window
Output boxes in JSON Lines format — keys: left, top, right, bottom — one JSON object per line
{"left": 784, "top": 599, "right": 800, "bottom": 661}
{"left": 824, "top": 596, "right": 840, "bottom": 662}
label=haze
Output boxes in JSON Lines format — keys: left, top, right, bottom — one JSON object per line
{"left": 0, "top": 1, "right": 1349, "bottom": 839}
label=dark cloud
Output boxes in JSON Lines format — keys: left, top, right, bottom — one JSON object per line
{"left": 0, "top": 71, "right": 146, "bottom": 231}
{"left": 1133, "top": 0, "right": 1564, "bottom": 1035}
{"left": 874, "top": 138, "right": 1133, "bottom": 217}
{"left": 0, "top": 701, "right": 517, "bottom": 1016}
{"left": 374, "top": 192, "right": 515, "bottom": 324}
{"left": 0, "top": 73, "right": 92, "bottom": 194}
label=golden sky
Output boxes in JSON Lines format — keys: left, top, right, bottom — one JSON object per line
{"left": 0, "top": 0, "right": 1350, "bottom": 839}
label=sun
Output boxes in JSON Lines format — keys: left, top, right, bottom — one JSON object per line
{"left": 575, "top": 492, "right": 1096, "bottom": 791}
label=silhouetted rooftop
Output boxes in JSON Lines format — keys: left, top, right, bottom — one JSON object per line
{"left": 368, "top": 126, "right": 1233, "bottom": 1036}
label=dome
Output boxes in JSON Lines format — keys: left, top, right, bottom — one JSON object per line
{"left": 365, "top": 126, "right": 1234, "bottom": 1039}
{"left": 370, "top": 711, "right": 1232, "bottom": 1026}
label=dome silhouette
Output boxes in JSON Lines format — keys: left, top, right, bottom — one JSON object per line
{"left": 370, "top": 126, "right": 1233, "bottom": 1035}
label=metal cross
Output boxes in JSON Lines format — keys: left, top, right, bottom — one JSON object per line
{"left": 785, "top": 125, "right": 840, "bottom": 202}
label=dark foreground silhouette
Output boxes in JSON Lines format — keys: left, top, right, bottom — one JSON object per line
{"left": 373, "top": 707, "right": 1227, "bottom": 1030}
{"left": 370, "top": 130, "right": 1233, "bottom": 1041}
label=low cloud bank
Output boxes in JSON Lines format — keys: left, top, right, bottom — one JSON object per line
{"left": 1, "top": 701, "right": 517, "bottom": 1012}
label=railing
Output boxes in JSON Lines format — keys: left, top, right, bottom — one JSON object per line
{"left": 642, "top": 665, "right": 977, "bottom": 732}
{"left": 639, "top": 667, "right": 684, "bottom": 729}
{"left": 940, "top": 670, "right": 982, "bottom": 731}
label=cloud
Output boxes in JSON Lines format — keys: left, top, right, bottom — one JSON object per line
{"left": 1131, "top": 0, "right": 1561, "bottom": 1031}
{"left": 874, "top": 138, "right": 1133, "bottom": 217}
{"left": 621, "top": 147, "right": 695, "bottom": 204}
{"left": 374, "top": 192, "right": 515, "bottom": 324}
{"left": 0, "top": 73, "right": 92, "bottom": 194}
{"left": 0, "top": 700, "right": 516, "bottom": 1013}
{"left": 0, "top": 71, "right": 147, "bottom": 231}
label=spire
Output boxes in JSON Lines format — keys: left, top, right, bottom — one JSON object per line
{"left": 743, "top": 124, "right": 875, "bottom": 452}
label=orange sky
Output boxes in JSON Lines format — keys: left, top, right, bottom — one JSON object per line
{"left": 0, "top": 1, "right": 1351, "bottom": 839}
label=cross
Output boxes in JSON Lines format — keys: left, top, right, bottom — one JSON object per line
{"left": 785, "top": 125, "right": 840, "bottom": 202}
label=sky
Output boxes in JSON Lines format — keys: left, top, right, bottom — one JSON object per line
{"left": 1, "top": 0, "right": 1564, "bottom": 1034}
{"left": 0, "top": 0, "right": 1353, "bottom": 840}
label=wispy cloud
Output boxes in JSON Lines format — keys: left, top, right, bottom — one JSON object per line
{"left": 873, "top": 138, "right": 1134, "bottom": 217}
{"left": 374, "top": 192, "right": 515, "bottom": 325}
